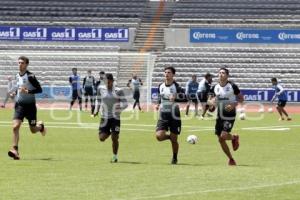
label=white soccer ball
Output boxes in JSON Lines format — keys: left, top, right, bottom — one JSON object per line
{"left": 258, "top": 108, "right": 264, "bottom": 113}
{"left": 239, "top": 113, "right": 246, "bottom": 120}
{"left": 186, "top": 135, "right": 198, "bottom": 144}
{"left": 268, "top": 107, "right": 273, "bottom": 113}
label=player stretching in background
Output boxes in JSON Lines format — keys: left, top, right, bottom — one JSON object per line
{"left": 8, "top": 56, "right": 46, "bottom": 160}
{"left": 97, "top": 73, "right": 128, "bottom": 163}
{"left": 185, "top": 74, "right": 199, "bottom": 117}
{"left": 271, "top": 78, "right": 292, "bottom": 121}
{"left": 155, "top": 67, "right": 182, "bottom": 164}
{"left": 69, "top": 68, "right": 82, "bottom": 111}
{"left": 83, "top": 70, "right": 95, "bottom": 115}
{"left": 208, "top": 68, "right": 243, "bottom": 166}
{"left": 197, "top": 73, "right": 213, "bottom": 119}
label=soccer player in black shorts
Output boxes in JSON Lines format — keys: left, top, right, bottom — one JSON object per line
{"left": 208, "top": 68, "right": 244, "bottom": 166}
{"left": 127, "top": 74, "right": 143, "bottom": 112}
{"left": 97, "top": 74, "right": 128, "bottom": 163}
{"left": 155, "top": 66, "right": 182, "bottom": 164}
{"left": 8, "top": 56, "right": 47, "bottom": 160}
{"left": 83, "top": 70, "right": 95, "bottom": 114}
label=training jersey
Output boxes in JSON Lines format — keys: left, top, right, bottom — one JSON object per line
{"left": 197, "top": 78, "right": 211, "bottom": 93}
{"left": 157, "top": 81, "right": 181, "bottom": 113}
{"left": 185, "top": 80, "right": 199, "bottom": 95}
{"left": 273, "top": 84, "right": 287, "bottom": 101}
{"left": 69, "top": 75, "right": 81, "bottom": 91}
{"left": 95, "top": 78, "right": 105, "bottom": 90}
{"left": 97, "top": 86, "right": 128, "bottom": 119}
{"left": 14, "top": 71, "right": 42, "bottom": 104}
{"left": 210, "top": 81, "right": 240, "bottom": 117}
{"left": 128, "top": 78, "right": 143, "bottom": 92}
{"left": 83, "top": 75, "right": 95, "bottom": 89}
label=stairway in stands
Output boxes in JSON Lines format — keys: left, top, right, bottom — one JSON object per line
{"left": 133, "top": 1, "right": 175, "bottom": 51}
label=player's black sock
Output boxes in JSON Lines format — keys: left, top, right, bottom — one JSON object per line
{"left": 173, "top": 153, "right": 177, "bottom": 160}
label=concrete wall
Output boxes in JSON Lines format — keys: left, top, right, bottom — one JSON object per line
{"left": 164, "top": 28, "right": 300, "bottom": 48}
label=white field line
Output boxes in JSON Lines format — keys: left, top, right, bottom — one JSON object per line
{"left": 132, "top": 180, "right": 300, "bottom": 200}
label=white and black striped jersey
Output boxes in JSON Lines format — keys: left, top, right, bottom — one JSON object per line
{"left": 96, "top": 86, "right": 128, "bottom": 119}
{"left": 157, "top": 81, "right": 181, "bottom": 113}
{"left": 210, "top": 81, "right": 240, "bottom": 116}
{"left": 14, "top": 71, "right": 42, "bottom": 104}
{"left": 127, "top": 78, "right": 143, "bottom": 92}
{"left": 83, "top": 75, "right": 95, "bottom": 89}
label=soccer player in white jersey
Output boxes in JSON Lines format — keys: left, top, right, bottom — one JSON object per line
{"left": 155, "top": 67, "right": 182, "bottom": 164}
{"left": 127, "top": 74, "right": 143, "bottom": 112}
{"left": 8, "top": 56, "right": 46, "bottom": 160}
{"left": 208, "top": 68, "right": 244, "bottom": 166}
{"left": 97, "top": 73, "right": 128, "bottom": 163}
{"left": 1, "top": 76, "right": 15, "bottom": 108}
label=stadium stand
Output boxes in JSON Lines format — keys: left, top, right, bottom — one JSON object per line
{"left": 0, "top": 0, "right": 147, "bottom": 27}
{"left": 152, "top": 47, "right": 300, "bottom": 89}
{"left": 170, "top": 0, "right": 300, "bottom": 28}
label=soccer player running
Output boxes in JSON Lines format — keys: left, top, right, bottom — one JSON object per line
{"left": 208, "top": 68, "right": 243, "bottom": 166}
{"left": 83, "top": 70, "right": 95, "bottom": 115}
{"left": 1, "top": 76, "right": 15, "bottom": 108}
{"left": 69, "top": 68, "right": 82, "bottom": 111}
{"left": 185, "top": 74, "right": 199, "bottom": 116}
{"left": 197, "top": 73, "right": 213, "bottom": 119}
{"left": 155, "top": 67, "right": 182, "bottom": 164}
{"left": 8, "top": 56, "right": 46, "bottom": 160}
{"left": 270, "top": 78, "right": 292, "bottom": 121}
{"left": 93, "top": 71, "right": 105, "bottom": 117}
{"left": 127, "top": 74, "right": 143, "bottom": 112}
{"left": 97, "top": 73, "right": 128, "bottom": 163}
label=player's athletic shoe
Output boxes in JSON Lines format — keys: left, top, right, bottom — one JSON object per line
{"left": 287, "top": 117, "right": 292, "bottom": 121}
{"left": 171, "top": 158, "right": 178, "bottom": 165}
{"left": 8, "top": 149, "right": 20, "bottom": 160}
{"left": 38, "top": 121, "right": 47, "bottom": 136}
{"left": 278, "top": 117, "right": 284, "bottom": 121}
{"left": 232, "top": 135, "right": 239, "bottom": 151}
{"left": 228, "top": 158, "right": 236, "bottom": 166}
{"left": 111, "top": 155, "right": 118, "bottom": 163}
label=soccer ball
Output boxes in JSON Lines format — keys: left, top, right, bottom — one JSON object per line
{"left": 239, "top": 113, "right": 246, "bottom": 120}
{"left": 258, "top": 108, "right": 264, "bottom": 113}
{"left": 268, "top": 107, "right": 273, "bottom": 113}
{"left": 187, "top": 135, "right": 198, "bottom": 144}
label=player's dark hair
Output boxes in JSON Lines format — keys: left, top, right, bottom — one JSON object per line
{"left": 72, "top": 67, "right": 77, "bottom": 71}
{"left": 164, "top": 66, "right": 176, "bottom": 74}
{"left": 99, "top": 71, "right": 105, "bottom": 75}
{"left": 87, "top": 70, "right": 91, "bottom": 73}
{"left": 219, "top": 67, "right": 229, "bottom": 75}
{"left": 106, "top": 73, "right": 114, "bottom": 80}
{"left": 205, "top": 73, "right": 212, "bottom": 79}
{"left": 18, "top": 56, "right": 29, "bottom": 64}
{"left": 271, "top": 77, "right": 277, "bottom": 82}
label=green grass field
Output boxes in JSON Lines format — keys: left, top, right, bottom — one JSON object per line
{"left": 0, "top": 109, "right": 300, "bottom": 200}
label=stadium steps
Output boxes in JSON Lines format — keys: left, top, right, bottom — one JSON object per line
{"left": 133, "top": 1, "right": 175, "bottom": 51}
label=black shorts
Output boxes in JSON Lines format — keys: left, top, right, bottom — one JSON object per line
{"left": 197, "top": 92, "right": 208, "bottom": 103}
{"left": 72, "top": 90, "right": 82, "bottom": 101}
{"left": 13, "top": 102, "right": 37, "bottom": 126}
{"left": 99, "top": 118, "right": 120, "bottom": 135}
{"left": 215, "top": 117, "right": 235, "bottom": 136}
{"left": 84, "top": 87, "right": 94, "bottom": 96}
{"left": 156, "top": 111, "right": 181, "bottom": 135}
{"left": 133, "top": 90, "right": 140, "bottom": 101}
{"left": 277, "top": 100, "right": 287, "bottom": 107}
{"left": 187, "top": 93, "right": 198, "bottom": 104}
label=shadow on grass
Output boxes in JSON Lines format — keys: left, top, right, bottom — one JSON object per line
{"left": 117, "top": 161, "right": 145, "bottom": 165}
{"left": 22, "top": 157, "right": 63, "bottom": 162}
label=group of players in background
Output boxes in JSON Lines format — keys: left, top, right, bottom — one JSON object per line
{"left": 2, "top": 56, "right": 292, "bottom": 165}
